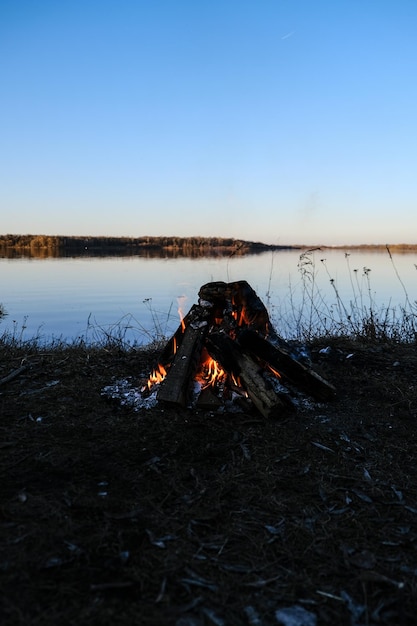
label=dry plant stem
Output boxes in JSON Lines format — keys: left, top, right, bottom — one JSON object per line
{"left": 386, "top": 244, "right": 414, "bottom": 311}
{"left": 297, "top": 250, "right": 332, "bottom": 339}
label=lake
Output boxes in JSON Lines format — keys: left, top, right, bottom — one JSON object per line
{"left": 1, "top": 248, "right": 416, "bottom": 344}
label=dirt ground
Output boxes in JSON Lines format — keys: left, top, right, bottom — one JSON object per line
{"left": 1, "top": 337, "right": 417, "bottom": 625}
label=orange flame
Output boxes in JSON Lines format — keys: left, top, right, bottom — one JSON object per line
{"left": 144, "top": 363, "right": 167, "bottom": 392}
{"left": 177, "top": 296, "right": 187, "bottom": 332}
{"left": 231, "top": 297, "right": 253, "bottom": 327}
{"left": 267, "top": 364, "right": 282, "bottom": 379}
{"left": 179, "top": 311, "right": 186, "bottom": 332}
{"left": 196, "top": 353, "right": 226, "bottom": 389}
{"left": 231, "top": 372, "right": 242, "bottom": 387}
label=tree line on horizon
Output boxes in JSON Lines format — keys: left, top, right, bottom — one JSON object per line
{"left": 1, "top": 234, "right": 415, "bottom": 253}
{"left": 0, "top": 234, "right": 290, "bottom": 255}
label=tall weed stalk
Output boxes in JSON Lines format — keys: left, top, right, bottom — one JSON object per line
{"left": 288, "top": 248, "right": 417, "bottom": 343}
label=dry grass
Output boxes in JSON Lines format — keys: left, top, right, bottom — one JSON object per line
{"left": 275, "top": 247, "right": 417, "bottom": 343}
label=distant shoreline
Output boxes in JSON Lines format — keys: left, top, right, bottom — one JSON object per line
{"left": 297, "top": 243, "right": 417, "bottom": 251}
{"left": 1, "top": 234, "right": 416, "bottom": 256}
{"left": 0, "top": 234, "right": 294, "bottom": 257}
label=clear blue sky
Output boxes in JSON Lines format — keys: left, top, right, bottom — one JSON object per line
{"left": 1, "top": 0, "right": 416, "bottom": 245}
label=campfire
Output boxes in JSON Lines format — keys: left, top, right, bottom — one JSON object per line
{"left": 141, "top": 281, "right": 336, "bottom": 418}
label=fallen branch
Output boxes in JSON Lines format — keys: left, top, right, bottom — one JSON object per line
{"left": 0, "top": 364, "right": 30, "bottom": 387}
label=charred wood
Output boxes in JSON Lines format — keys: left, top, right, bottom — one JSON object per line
{"left": 156, "top": 304, "right": 201, "bottom": 369}
{"left": 157, "top": 305, "right": 210, "bottom": 407}
{"left": 206, "top": 331, "right": 295, "bottom": 419}
{"left": 199, "top": 280, "right": 270, "bottom": 333}
{"left": 199, "top": 280, "right": 289, "bottom": 348}
{"left": 237, "top": 329, "right": 336, "bottom": 401}
{"left": 146, "top": 280, "right": 335, "bottom": 416}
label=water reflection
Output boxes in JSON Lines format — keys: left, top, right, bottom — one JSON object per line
{"left": 0, "top": 247, "right": 271, "bottom": 260}
{"left": 0, "top": 236, "right": 291, "bottom": 260}
{"left": 1, "top": 248, "right": 416, "bottom": 344}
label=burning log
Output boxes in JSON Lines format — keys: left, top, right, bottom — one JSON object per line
{"left": 143, "top": 281, "right": 336, "bottom": 417}
{"left": 206, "top": 331, "right": 295, "bottom": 418}
{"left": 156, "top": 305, "right": 210, "bottom": 407}
{"left": 155, "top": 304, "right": 199, "bottom": 370}
{"left": 199, "top": 280, "right": 273, "bottom": 336}
{"left": 237, "top": 329, "right": 336, "bottom": 401}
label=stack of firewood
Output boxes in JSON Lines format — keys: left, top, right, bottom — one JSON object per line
{"left": 143, "top": 281, "right": 336, "bottom": 418}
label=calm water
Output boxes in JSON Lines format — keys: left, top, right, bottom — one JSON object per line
{"left": 1, "top": 249, "right": 416, "bottom": 344}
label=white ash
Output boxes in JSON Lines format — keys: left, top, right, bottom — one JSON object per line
{"left": 198, "top": 299, "right": 214, "bottom": 308}
{"left": 101, "top": 379, "right": 158, "bottom": 410}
